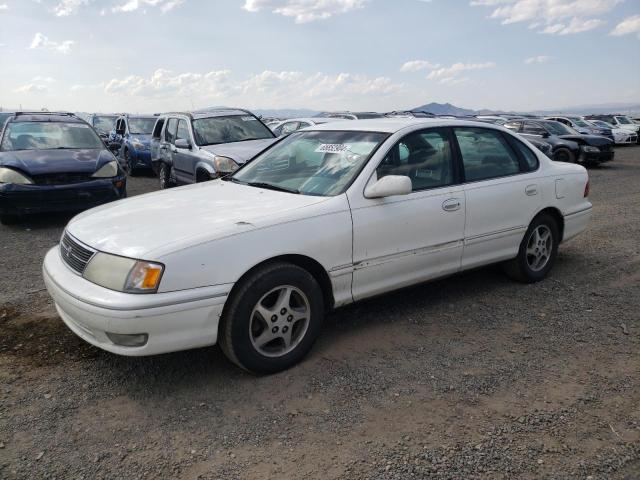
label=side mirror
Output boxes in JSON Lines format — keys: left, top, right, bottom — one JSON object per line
{"left": 541, "top": 131, "right": 550, "bottom": 138}
{"left": 175, "top": 138, "right": 191, "bottom": 149}
{"left": 364, "top": 175, "right": 412, "bottom": 199}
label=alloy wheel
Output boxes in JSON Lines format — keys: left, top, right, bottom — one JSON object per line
{"left": 249, "top": 285, "right": 310, "bottom": 358}
{"left": 526, "top": 225, "right": 553, "bottom": 272}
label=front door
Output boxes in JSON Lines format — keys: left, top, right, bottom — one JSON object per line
{"left": 349, "top": 128, "right": 466, "bottom": 301}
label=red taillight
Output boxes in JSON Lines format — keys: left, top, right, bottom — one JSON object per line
{"left": 584, "top": 180, "right": 590, "bottom": 197}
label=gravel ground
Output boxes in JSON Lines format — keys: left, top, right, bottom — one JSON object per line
{"left": 0, "top": 149, "right": 639, "bottom": 479}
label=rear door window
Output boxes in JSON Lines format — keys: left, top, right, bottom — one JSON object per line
{"left": 454, "top": 128, "right": 522, "bottom": 182}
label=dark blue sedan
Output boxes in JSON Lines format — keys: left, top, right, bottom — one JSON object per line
{"left": 0, "top": 112, "right": 126, "bottom": 225}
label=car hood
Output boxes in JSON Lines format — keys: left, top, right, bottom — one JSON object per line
{"left": 200, "top": 138, "right": 277, "bottom": 164}
{"left": 558, "top": 135, "right": 612, "bottom": 146}
{"left": 67, "top": 180, "right": 330, "bottom": 258}
{"left": 0, "top": 148, "right": 115, "bottom": 175}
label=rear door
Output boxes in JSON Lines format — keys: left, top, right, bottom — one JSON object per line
{"left": 161, "top": 117, "right": 179, "bottom": 181}
{"left": 453, "top": 127, "right": 542, "bottom": 269}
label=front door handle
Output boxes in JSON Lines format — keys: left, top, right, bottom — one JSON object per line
{"left": 442, "top": 198, "right": 462, "bottom": 212}
{"left": 525, "top": 184, "right": 538, "bottom": 196}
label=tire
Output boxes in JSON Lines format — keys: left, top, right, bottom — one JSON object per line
{"left": 159, "top": 163, "right": 172, "bottom": 189}
{"left": 0, "top": 214, "right": 21, "bottom": 226}
{"left": 219, "top": 262, "right": 324, "bottom": 374}
{"left": 125, "top": 149, "right": 137, "bottom": 176}
{"left": 195, "top": 169, "right": 211, "bottom": 183}
{"left": 503, "top": 213, "right": 560, "bottom": 283}
{"left": 553, "top": 147, "right": 575, "bottom": 163}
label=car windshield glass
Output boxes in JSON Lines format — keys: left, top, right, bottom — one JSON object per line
{"left": 542, "top": 121, "right": 577, "bottom": 136}
{"left": 231, "top": 130, "right": 387, "bottom": 197}
{"left": 193, "top": 115, "right": 273, "bottom": 145}
{"left": 92, "top": 115, "right": 117, "bottom": 133}
{"left": 0, "top": 113, "right": 12, "bottom": 128}
{"left": 615, "top": 116, "right": 631, "bottom": 125}
{"left": 0, "top": 121, "right": 103, "bottom": 151}
{"left": 569, "top": 118, "right": 590, "bottom": 127}
{"left": 591, "top": 120, "right": 612, "bottom": 128}
{"left": 128, "top": 118, "right": 156, "bottom": 134}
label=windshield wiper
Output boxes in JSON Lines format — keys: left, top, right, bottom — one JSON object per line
{"left": 246, "top": 182, "right": 300, "bottom": 194}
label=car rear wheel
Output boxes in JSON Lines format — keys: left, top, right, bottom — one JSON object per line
{"left": 195, "top": 169, "right": 211, "bottom": 183}
{"left": 553, "top": 147, "right": 575, "bottom": 163}
{"left": 503, "top": 213, "right": 559, "bottom": 283}
{"left": 219, "top": 262, "right": 324, "bottom": 374}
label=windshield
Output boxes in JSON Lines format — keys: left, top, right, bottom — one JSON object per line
{"left": 591, "top": 120, "right": 613, "bottom": 129}
{"left": 569, "top": 118, "right": 590, "bottom": 127}
{"left": 615, "top": 116, "right": 632, "bottom": 125}
{"left": 0, "top": 113, "right": 12, "bottom": 129}
{"left": 0, "top": 121, "right": 104, "bottom": 151}
{"left": 128, "top": 118, "right": 156, "bottom": 134}
{"left": 231, "top": 130, "right": 387, "bottom": 196}
{"left": 92, "top": 115, "right": 117, "bottom": 134}
{"left": 193, "top": 115, "right": 274, "bottom": 145}
{"left": 541, "top": 121, "right": 578, "bottom": 136}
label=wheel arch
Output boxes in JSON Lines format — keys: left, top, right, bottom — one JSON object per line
{"left": 533, "top": 207, "right": 565, "bottom": 242}
{"left": 225, "top": 255, "right": 335, "bottom": 314}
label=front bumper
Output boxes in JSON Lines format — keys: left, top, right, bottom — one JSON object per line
{"left": 130, "top": 149, "right": 152, "bottom": 168}
{"left": 43, "top": 247, "right": 230, "bottom": 356}
{"left": 580, "top": 149, "right": 614, "bottom": 164}
{"left": 0, "top": 177, "right": 126, "bottom": 215}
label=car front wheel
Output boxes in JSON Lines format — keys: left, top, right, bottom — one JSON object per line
{"left": 503, "top": 213, "right": 559, "bottom": 283}
{"left": 219, "top": 262, "right": 324, "bottom": 374}
{"left": 553, "top": 147, "right": 575, "bottom": 163}
{"left": 159, "top": 163, "right": 172, "bottom": 189}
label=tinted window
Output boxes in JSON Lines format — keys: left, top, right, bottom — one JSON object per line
{"left": 165, "top": 118, "right": 177, "bottom": 144}
{"left": 1, "top": 121, "right": 104, "bottom": 151}
{"left": 454, "top": 128, "right": 521, "bottom": 182}
{"left": 152, "top": 118, "right": 165, "bottom": 139}
{"left": 176, "top": 119, "right": 190, "bottom": 141}
{"left": 522, "top": 122, "right": 547, "bottom": 135}
{"left": 128, "top": 118, "right": 156, "bottom": 134}
{"left": 376, "top": 129, "right": 454, "bottom": 191}
{"left": 509, "top": 137, "right": 539, "bottom": 171}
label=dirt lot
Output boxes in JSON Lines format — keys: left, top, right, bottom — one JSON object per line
{"left": 1, "top": 149, "right": 639, "bottom": 479}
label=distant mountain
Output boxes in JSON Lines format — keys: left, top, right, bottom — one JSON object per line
{"left": 411, "top": 102, "right": 476, "bottom": 116}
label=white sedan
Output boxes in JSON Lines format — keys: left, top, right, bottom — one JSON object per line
{"left": 43, "top": 119, "right": 592, "bottom": 373}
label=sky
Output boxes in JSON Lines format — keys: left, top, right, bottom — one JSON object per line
{"left": 0, "top": 0, "right": 639, "bottom": 113}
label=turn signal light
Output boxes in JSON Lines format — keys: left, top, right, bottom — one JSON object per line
{"left": 584, "top": 180, "right": 590, "bottom": 198}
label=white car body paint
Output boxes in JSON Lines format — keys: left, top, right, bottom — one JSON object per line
{"left": 43, "top": 118, "right": 592, "bottom": 357}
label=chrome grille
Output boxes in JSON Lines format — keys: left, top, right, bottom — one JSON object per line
{"left": 60, "top": 232, "right": 95, "bottom": 274}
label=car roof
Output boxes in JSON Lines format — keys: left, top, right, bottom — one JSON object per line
{"left": 7, "top": 112, "right": 84, "bottom": 123}
{"left": 308, "top": 118, "right": 510, "bottom": 133}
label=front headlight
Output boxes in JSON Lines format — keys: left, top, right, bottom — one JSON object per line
{"left": 83, "top": 252, "right": 164, "bottom": 293}
{"left": 213, "top": 156, "right": 239, "bottom": 174}
{"left": 582, "top": 146, "right": 599, "bottom": 153}
{"left": 132, "top": 139, "right": 148, "bottom": 151}
{"left": 0, "top": 167, "right": 33, "bottom": 185}
{"left": 92, "top": 160, "right": 119, "bottom": 178}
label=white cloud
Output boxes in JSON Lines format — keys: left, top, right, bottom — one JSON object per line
{"left": 101, "top": 68, "right": 403, "bottom": 109}
{"left": 29, "top": 33, "right": 75, "bottom": 54}
{"left": 14, "top": 83, "right": 49, "bottom": 93}
{"left": 0, "top": 4, "right": 8, "bottom": 11}
{"left": 471, "top": 0, "right": 621, "bottom": 35}
{"left": 524, "top": 55, "right": 551, "bottom": 64}
{"left": 243, "top": 0, "right": 367, "bottom": 23}
{"left": 400, "top": 60, "right": 441, "bottom": 72}
{"left": 426, "top": 62, "right": 495, "bottom": 83}
{"left": 53, "top": 0, "right": 89, "bottom": 16}
{"left": 111, "top": 0, "right": 185, "bottom": 13}
{"left": 33, "top": 76, "right": 56, "bottom": 82}
{"left": 610, "top": 14, "right": 640, "bottom": 38}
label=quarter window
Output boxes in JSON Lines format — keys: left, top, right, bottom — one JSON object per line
{"left": 454, "top": 128, "right": 521, "bottom": 182}
{"left": 376, "top": 129, "right": 454, "bottom": 191}
{"left": 508, "top": 137, "right": 539, "bottom": 171}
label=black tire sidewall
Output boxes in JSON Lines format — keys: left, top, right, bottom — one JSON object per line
{"left": 517, "top": 214, "right": 560, "bottom": 282}
{"left": 223, "top": 264, "right": 324, "bottom": 374}
{"left": 554, "top": 148, "right": 574, "bottom": 163}
{"left": 159, "top": 163, "right": 168, "bottom": 189}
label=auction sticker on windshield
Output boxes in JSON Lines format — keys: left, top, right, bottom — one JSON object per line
{"left": 315, "top": 144, "right": 350, "bottom": 153}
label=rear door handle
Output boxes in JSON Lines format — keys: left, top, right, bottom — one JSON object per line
{"left": 525, "top": 184, "right": 538, "bottom": 196}
{"left": 442, "top": 198, "right": 462, "bottom": 212}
